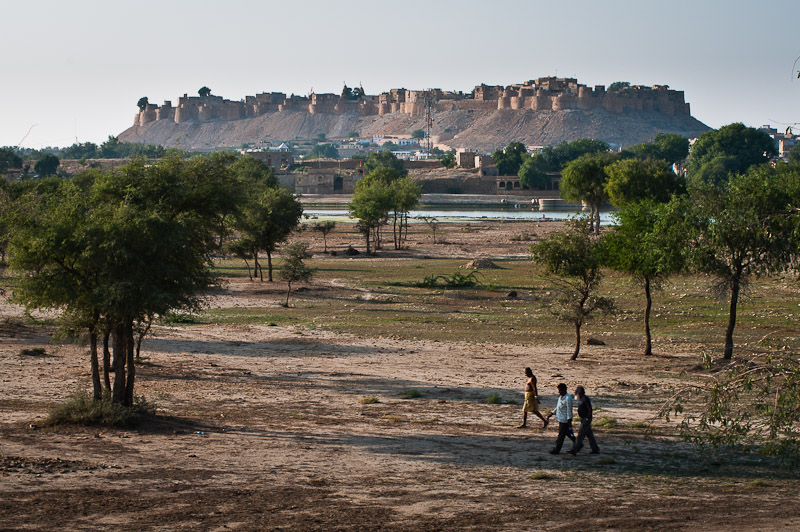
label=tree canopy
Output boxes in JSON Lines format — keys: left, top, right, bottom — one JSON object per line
{"left": 560, "top": 151, "right": 618, "bottom": 232}
{"left": 34, "top": 154, "right": 59, "bottom": 176}
{"left": 492, "top": 142, "right": 527, "bottom": 176}
{"left": 687, "top": 123, "right": 776, "bottom": 184}
{"left": 604, "top": 157, "right": 683, "bottom": 207}
{"left": 363, "top": 151, "right": 407, "bottom": 177}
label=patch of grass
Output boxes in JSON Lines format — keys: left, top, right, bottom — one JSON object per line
{"left": 594, "top": 415, "right": 618, "bottom": 429}
{"left": 161, "top": 312, "right": 198, "bottom": 325}
{"left": 528, "top": 471, "right": 555, "bottom": 480}
{"left": 359, "top": 395, "right": 379, "bottom": 404}
{"left": 628, "top": 421, "right": 651, "bottom": 429}
{"left": 483, "top": 392, "right": 503, "bottom": 404}
{"left": 746, "top": 479, "right": 768, "bottom": 490}
{"left": 401, "top": 389, "right": 421, "bottom": 399}
{"left": 410, "top": 417, "right": 440, "bottom": 424}
{"left": 45, "top": 390, "right": 155, "bottom": 428}
{"left": 382, "top": 414, "right": 403, "bottom": 423}
{"left": 595, "top": 457, "right": 616, "bottom": 465}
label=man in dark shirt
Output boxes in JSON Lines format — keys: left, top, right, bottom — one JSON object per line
{"left": 568, "top": 385, "right": 599, "bottom": 455}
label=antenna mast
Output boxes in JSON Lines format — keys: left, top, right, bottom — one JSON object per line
{"left": 424, "top": 89, "right": 434, "bottom": 155}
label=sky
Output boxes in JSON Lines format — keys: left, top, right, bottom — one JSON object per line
{"left": 2, "top": 0, "right": 800, "bottom": 149}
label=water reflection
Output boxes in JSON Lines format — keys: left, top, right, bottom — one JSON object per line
{"left": 302, "top": 208, "right": 615, "bottom": 223}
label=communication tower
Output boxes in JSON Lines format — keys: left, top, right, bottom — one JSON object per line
{"left": 424, "top": 90, "right": 434, "bottom": 156}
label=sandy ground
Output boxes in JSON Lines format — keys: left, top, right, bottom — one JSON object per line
{"left": 2, "top": 222, "right": 799, "bottom": 531}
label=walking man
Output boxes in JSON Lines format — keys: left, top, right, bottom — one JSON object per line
{"left": 546, "top": 383, "right": 575, "bottom": 454}
{"left": 518, "top": 368, "right": 548, "bottom": 429}
{"left": 568, "top": 385, "right": 600, "bottom": 455}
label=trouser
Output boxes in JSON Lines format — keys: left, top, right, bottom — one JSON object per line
{"left": 553, "top": 421, "right": 576, "bottom": 453}
{"left": 572, "top": 418, "right": 599, "bottom": 453}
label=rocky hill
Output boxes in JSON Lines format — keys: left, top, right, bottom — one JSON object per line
{"left": 119, "top": 106, "right": 709, "bottom": 152}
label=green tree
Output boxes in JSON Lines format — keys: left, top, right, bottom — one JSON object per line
{"left": 603, "top": 200, "right": 687, "bottom": 356}
{"left": 137, "top": 97, "right": 149, "bottom": 110}
{"left": 632, "top": 133, "right": 689, "bottom": 165}
{"left": 34, "top": 154, "right": 59, "bottom": 176}
{"left": 604, "top": 157, "right": 683, "bottom": 207}
{"left": 278, "top": 241, "right": 314, "bottom": 306}
{"left": 9, "top": 155, "right": 237, "bottom": 406}
{"left": 530, "top": 218, "right": 613, "bottom": 360}
{"left": 492, "top": 142, "right": 527, "bottom": 176}
{"left": 518, "top": 155, "right": 551, "bottom": 189}
{"left": 198, "top": 86, "right": 212, "bottom": 97}
{"left": 349, "top": 177, "right": 393, "bottom": 254}
{"left": 440, "top": 152, "right": 456, "bottom": 169}
{"left": 312, "top": 220, "right": 336, "bottom": 252}
{"left": 364, "top": 151, "right": 407, "bottom": 177}
{"left": 687, "top": 123, "right": 776, "bottom": 184}
{"left": 306, "top": 143, "right": 339, "bottom": 159}
{"left": 686, "top": 164, "right": 800, "bottom": 359}
{"left": 230, "top": 186, "right": 303, "bottom": 282}
{"left": 411, "top": 129, "right": 425, "bottom": 140}
{"left": 389, "top": 177, "right": 422, "bottom": 249}
{"left": 787, "top": 142, "right": 800, "bottom": 165}
{"left": 0, "top": 147, "right": 23, "bottom": 172}
{"left": 607, "top": 81, "right": 630, "bottom": 92}
{"left": 560, "top": 152, "right": 617, "bottom": 232}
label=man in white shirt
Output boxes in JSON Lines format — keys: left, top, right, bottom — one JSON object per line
{"left": 546, "top": 383, "right": 575, "bottom": 454}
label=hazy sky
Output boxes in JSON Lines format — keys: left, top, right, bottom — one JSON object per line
{"left": 3, "top": 0, "right": 799, "bottom": 148}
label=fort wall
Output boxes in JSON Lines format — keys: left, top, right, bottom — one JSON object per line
{"left": 134, "top": 77, "right": 692, "bottom": 127}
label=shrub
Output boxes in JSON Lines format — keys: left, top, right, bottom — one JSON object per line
{"left": 401, "top": 389, "right": 421, "bottom": 399}
{"left": 45, "top": 390, "right": 155, "bottom": 427}
{"left": 359, "top": 396, "right": 379, "bottom": 404}
{"left": 483, "top": 392, "right": 502, "bottom": 404}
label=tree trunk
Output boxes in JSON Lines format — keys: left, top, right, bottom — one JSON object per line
{"left": 89, "top": 320, "right": 102, "bottom": 401}
{"left": 111, "top": 323, "right": 126, "bottom": 404}
{"left": 124, "top": 319, "right": 135, "bottom": 407}
{"left": 571, "top": 321, "right": 582, "bottom": 360}
{"left": 254, "top": 251, "right": 262, "bottom": 282}
{"left": 267, "top": 250, "right": 273, "bottom": 282}
{"left": 393, "top": 212, "right": 399, "bottom": 250}
{"left": 644, "top": 276, "right": 653, "bottom": 356}
{"left": 285, "top": 281, "right": 292, "bottom": 307}
{"left": 364, "top": 227, "right": 371, "bottom": 254}
{"left": 322, "top": 234, "right": 328, "bottom": 253}
{"left": 594, "top": 203, "right": 601, "bottom": 233}
{"left": 244, "top": 257, "right": 252, "bottom": 281}
{"left": 103, "top": 329, "right": 111, "bottom": 393}
{"left": 724, "top": 272, "right": 742, "bottom": 360}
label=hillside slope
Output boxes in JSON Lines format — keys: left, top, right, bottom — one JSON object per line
{"left": 118, "top": 107, "right": 710, "bottom": 151}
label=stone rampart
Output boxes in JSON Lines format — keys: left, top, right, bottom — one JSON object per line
{"left": 134, "top": 77, "right": 691, "bottom": 127}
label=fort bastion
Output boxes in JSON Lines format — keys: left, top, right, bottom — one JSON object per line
{"left": 134, "top": 77, "right": 691, "bottom": 127}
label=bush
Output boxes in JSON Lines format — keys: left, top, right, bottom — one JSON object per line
{"left": 401, "top": 389, "right": 421, "bottom": 399}
{"left": 45, "top": 390, "right": 155, "bottom": 427}
{"left": 483, "top": 392, "right": 503, "bottom": 404}
{"left": 359, "top": 396, "right": 379, "bottom": 404}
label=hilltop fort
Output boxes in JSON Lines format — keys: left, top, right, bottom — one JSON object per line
{"left": 121, "top": 77, "right": 709, "bottom": 151}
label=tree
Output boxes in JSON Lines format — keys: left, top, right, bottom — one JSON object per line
{"left": 389, "top": 177, "right": 422, "bottom": 249}
{"left": 492, "top": 142, "right": 527, "bottom": 176}
{"left": 198, "top": 86, "right": 212, "bottom": 97}
{"left": 411, "top": 129, "right": 425, "bottom": 140}
{"left": 137, "top": 97, "right": 149, "bottom": 110}
{"left": 518, "top": 156, "right": 551, "bottom": 189}
{"left": 230, "top": 186, "right": 303, "bottom": 281}
{"left": 0, "top": 147, "right": 23, "bottom": 172}
{"left": 530, "top": 218, "right": 613, "bottom": 360}
{"left": 787, "top": 142, "right": 800, "bottom": 165}
{"left": 560, "top": 152, "right": 617, "bottom": 232}
{"left": 34, "top": 154, "right": 59, "bottom": 176}
{"left": 306, "top": 143, "right": 339, "bottom": 159}
{"left": 440, "top": 152, "right": 456, "bottom": 169}
{"left": 607, "top": 81, "right": 630, "bottom": 92}
{"left": 278, "top": 242, "right": 314, "bottom": 307}
{"left": 364, "top": 151, "right": 407, "bottom": 177}
{"left": 687, "top": 123, "right": 776, "bottom": 184}
{"left": 312, "top": 220, "right": 336, "bottom": 252}
{"left": 602, "top": 200, "right": 687, "bottom": 356}
{"left": 631, "top": 133, "right": 689, "bottom": 165}
{"left": 9, "top": 155, "right": 238, "bottom": 406}
{"left": 349, "top": 177, "right": 393, "bottom": 254}
{"left": 418, "top": 216, "right": 440, "bottom": 244}
{"left": 686, "top": 164, "right": 800, "bottom": 359}
{"left": 604, "top": 157, "right": 683, "bottom": 207}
